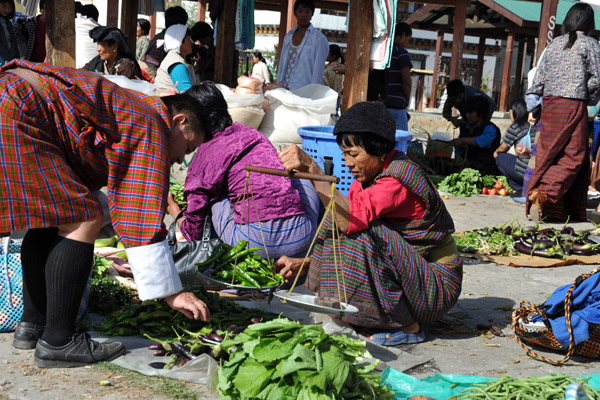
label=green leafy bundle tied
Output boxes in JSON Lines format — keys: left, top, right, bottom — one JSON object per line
{"left": 216, "top": 318, "right": 395, "bottom": 400}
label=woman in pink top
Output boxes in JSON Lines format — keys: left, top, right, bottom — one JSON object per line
{"left": 276, "top": 102, "right": 463, "bottom": 346}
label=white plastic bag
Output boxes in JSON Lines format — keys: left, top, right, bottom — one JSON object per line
{"left": 75, "top": 15, "right": 100, "bottom": 69}
{"left": 259, "top": 84, "right": 337, "bottom": 147}
{"left": 216, "top": 84, "right": 265, "bottom": 129}
{"left": 102, "top": 75, "right": 157, "bottom": 97}
{"left": 515, "top": 125, "right": 533, "bottom": 157}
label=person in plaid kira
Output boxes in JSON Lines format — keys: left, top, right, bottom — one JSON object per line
{"left": 0, "top": 60, "right": 211, "bottom": 368}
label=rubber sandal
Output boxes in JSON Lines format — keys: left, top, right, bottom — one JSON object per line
{"left": 528, "top": 191, "right": 542, "bottom": 222}
{"left": 363, "top": 329, "right": 426, "bottom": 346}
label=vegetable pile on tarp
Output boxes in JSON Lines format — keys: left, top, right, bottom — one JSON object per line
{"left": 95, "top": 289, "right": 273, "bottom": 338}
{"left": 437, "top": 168, "right": 513, "bottom": 197}
{"left": 454, "top": 223, "right": 517, "bottom": 256}
{"left": 89, "top": 255, "right": 136, "bottom": 315}
{"left": 199, "top": 240, "right": 284, "bottom": 288}
{"left": 216, "top": 318, "right": 395, "bottom": 400}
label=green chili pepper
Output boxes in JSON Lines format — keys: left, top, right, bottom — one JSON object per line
{"left": 234, "top": 264, "right": 261, "bottom": 288}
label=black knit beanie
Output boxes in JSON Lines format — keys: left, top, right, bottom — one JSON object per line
{"left": 333, "top": 101, "right": 396, "bottom": 143}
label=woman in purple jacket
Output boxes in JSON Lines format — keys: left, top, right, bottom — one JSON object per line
{"left": 167, "top": 81, "right": 320, "bottom": 260}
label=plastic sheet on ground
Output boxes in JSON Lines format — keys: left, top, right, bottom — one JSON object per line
{"left": 380, "top": 369, "right": 600, "bottom": 400}
{"left": 460, "top": 251, "right": 600, "bottom": 268}
{"left": 95, "top": 285, "right": 430, "bottom": 392}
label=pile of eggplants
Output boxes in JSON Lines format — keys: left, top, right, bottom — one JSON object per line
{"left": 509, "top": 225, "right": 600, "bottom": 259}
{"left": 145, "top": 317, "right": 264, "bottom": 369}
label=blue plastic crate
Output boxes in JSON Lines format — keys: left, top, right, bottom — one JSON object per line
{"left": 298, "top": 126, "right": 413, "bottom": 196}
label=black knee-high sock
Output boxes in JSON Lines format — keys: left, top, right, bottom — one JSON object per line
{"left": 41, "top": 237, "right": 93, "bottom": 346}
{"left": 20, "top": 228, "right": 59, "bottom": 326}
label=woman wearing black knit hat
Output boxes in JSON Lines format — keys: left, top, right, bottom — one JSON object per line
{"left": 85, "top": 26, "right": 142, "bottom": 80}
{"left": 275, "top": 101, "right": 462, "bottom": 346}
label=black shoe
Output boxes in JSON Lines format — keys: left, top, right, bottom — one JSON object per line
{"left": 34, "top": 332, "right": 125, "bottom": 368}
{"left": 13, "top": 322, "right": 45, "bottom": 350}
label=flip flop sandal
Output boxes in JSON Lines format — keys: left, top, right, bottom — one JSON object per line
{"left": 528, "top": 191, "right": 542, "bottom": 222}
{"left": 362, "top": 329, "right": 426, "bottom": 346}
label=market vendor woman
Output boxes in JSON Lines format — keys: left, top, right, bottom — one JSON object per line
{"left": 0, "top": 60, "right": 210, "bottom": 368}
{"left": 276, "top": 102, "right": 463, "bottom": 345}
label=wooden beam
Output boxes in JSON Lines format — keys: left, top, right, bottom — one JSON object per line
{"left": 499, "top": 32, "right": 514, "bottom": 112}
{"left": 474, "top": 36, "right": 485, "bottom": 87}
{"left": 45, "top": 0, "right": 75, "bottom": 67}
{"left": 149, "top": 13, "right": 157, "bottom": 39}
{"left": 277, "top": 0, "right": 293, "bottom": 70}
{"left": 429, "top": 31, "right": 444, "bottom": 108}
{"left": 476, "top": 0, "right": 524, "bottom": 26}
{"left": 342, "top": 0, "right": 373, "bottom": 111}
{"left": 513, "top": 39, "right": 525, "bottom": 101}
{"left": 536, "top": 0, "right": 558, "bottom": 64}
{"left": 416, "top": 59, "right": 426, "bottom": 111}
{"left": 449, "top": 0, "right": 467, "bottom": 80}
{"left": 405, "top": 4, "right": 439, "bottom": 25}
{"left": 214, "top": 0, "right": 236, "bottom": 86}
{"left": 121, "top": 0, "right": 138, "bottom": 55}
{"left": 411, "top": 0, "right": 467, "bottom": 5}
{"left": 107, "top": 0, "right": 119, "bottom": 26}
{"left": 197, "top": 0, "right": 207, "bottom": 21}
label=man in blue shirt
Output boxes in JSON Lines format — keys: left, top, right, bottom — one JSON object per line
{"left": 442, "top": 79, "right": 496, "bottom": 127}
{"left": 385, "top": 22, "right": 413, "bottom": 131}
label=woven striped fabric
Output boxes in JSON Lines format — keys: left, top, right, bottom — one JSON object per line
{"left": 0, "top": 60, "right": 172, "bottom": 247}
{"left": 526, "top": 96, "right": 589, "bottom": 221}
{"left": 306, "top": 157, "right": 462, "bottom": 328}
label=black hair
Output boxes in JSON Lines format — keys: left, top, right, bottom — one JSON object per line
{"left": 335, "top": 132, "right": 394, "bottom": 157}
{"left": 510, "top": 99, "right": 528, "bottom": 126}
{"left": 464, "top": 96, "right": 489, "bottom": 118}
{"left": 74, "top": 1, "right": 82, "bottom": 16}
{"left": 190, "top": 21, "right": 213, "bottom": 44}
{"left": 161, "top": 93, "right": 212, "bottom": 141}
{"left": 186, "top": 81, "right": 233, "bottom": 136}
{"left": 395, "top": 22, "right": 412, "bottom": 38}
{"left": 0, "top": 0, "right": 16, "bottom": 20}
{"left": 561, "top": 3, "right": 595, "bottom": 50}
{"left": 328, "top": 44, "right": 344, "bottom": 63}
{"left": 80, "top": 4, "right": 99, "bottom": 22}
{"left": 137, "top": 18, "right": 151, "bottom": 36}
{"left": 165, "top": 6, "right": 188, "bottom": 29}
{"left": 39, "top": 0, "right": 45, "bottom": 11}
{"left": 294, "top": 0, "right": 315, "bottom": 14}
{"left": 253, "top": 51, "right": 266, "bottom": 63}
{"left": 446, "top": 79, "right": 465, "bottom": 98}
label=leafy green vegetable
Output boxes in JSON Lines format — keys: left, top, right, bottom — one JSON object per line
{"left": 481, "top": 175, "right": 496, "bottom": 188}
{"left": 169, "top": 177, "right": 187, "bottom": 209}
{"left": 438, "top": 168, "right": 482, "bottom": 197}
{"left": 217, "top": 318, "right": 395, "bottom": 400}
{"left": 495, "top": 175, "right": 513, "bottom": 192}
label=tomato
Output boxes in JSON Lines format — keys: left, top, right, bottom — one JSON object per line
{"left": 494, "top": 181, "right": 504, "bottom": 190}
{"left": 443, "top": 195, "right": 450, "bottom": 199}
{"left": 488, "top": 188, "right": 497, "bottom": 196}
{"left": 481, "top": 187, "right": 488, "bottom": 195}
{"left": 498, "top": 188, "right": 508, "bottom": 196}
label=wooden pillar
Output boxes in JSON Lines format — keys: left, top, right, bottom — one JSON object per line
{"left": 197, "top": 0, "right": 207, "bottom": 22}
{"left": 341, "top": 0, "right": 373, "bottom": 111}
{"left": 107, "top": 0, "right": 119, "bottom": 26}
{"left": 45, "top": 0, "right": 75, "bottom": 67}
{"left": 428, "top": 30, "right": 443, "bottom": 108}
{"left": 416, "top": 60, "right": 426, "bottom": 111}
{"left": 499, "top": 32, "right": 515, "bottom": 112}
{"left": 536, "top": 0, "right": 558, "bottom": 64}
{"left": 277, "top": 0, "right": 294, "bottom": 69}
{"left": 121, "top": 0, "right": 138, "bottom": 55}
{"left": 214, "top": 0, "right": 236, "bottom": 86}
{"left": 149, "top": 13, "right": 157, "bottom": 39}
{"left": 513, "top": 39, "right": 525, "bottom": 101}
{"left": 474, "top": 36, "right": 485, "bottom": 88}
{"left": 449, "top": 0, "right": 467, "bottom": 80}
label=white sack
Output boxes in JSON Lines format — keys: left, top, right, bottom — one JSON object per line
{"left": 103, "top": 75, "right": 157, "bottom": 97}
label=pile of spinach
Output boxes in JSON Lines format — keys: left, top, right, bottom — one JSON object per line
{"left": 438, "top": 168, "right": 482, "bottom": 197}
{"left": 216, "top": 318, "right": 394, "bottom": 400}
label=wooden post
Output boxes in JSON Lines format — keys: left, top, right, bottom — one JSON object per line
{"left": 449, "top": 0, "right": 467, "bottom": 80}
{"left": 45, "top": 0, "right": 75, "bottom": 67}
{"left": 214, "top": 0, "right": 236, "bottom": 86}
{"left": 513, "top": 39, "right": 525, "bottom": 101}
{"left": 197, "top": 0, "right": 207, "bottom": 22}
{"left": 416, "top": 59, "right": 426, "bottom": 111}
{"left": 121, "top": 0, "right": 138, "bottom": 55}
{"left": 341, "top": 0, "right": 373, "bottom": 111}
{"left": 149, "top": 13, "right": 157, "bottom": 39}
{"left": 474, "top": 36, "right": 486, "bottom": 88}
{"left": 428, "top": 30, "right": 443, "bottom": 108}
{"left": 277, "top": 0, "right": 294, "bottom": 69}
{"left": 107, "top": 0, "right": 119, "bottom": 26}
{"left": 536, "top": 0, "right": 558, "bottom": 64}
{"left": 499, "top": 32, "right": 515, "bottom": 112}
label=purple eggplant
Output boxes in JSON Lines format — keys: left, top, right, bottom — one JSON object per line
{"left": 170, "top": 342, "right": 193, "bottom": 360}
{"left": 153, "top": 349, "right": 167, "bottom": 357}
{"left": 147, "top": 343, "right": 164, "bottom": 351}
{"left": 207, "top": 333, "right": 224, "bottom": 343}
{"left": 148, "top": 362, "right": 167, "bottom": 369}
{"left": 199, "top": 335, "right": 222, "bottom": 345}
{"left": 191, "top": 345, "right": 211, "bottom": 356}
{"left": 251, "top": 317, "right": 261, "bottom": 324}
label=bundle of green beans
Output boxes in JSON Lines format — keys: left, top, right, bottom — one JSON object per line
{"left": 197, "top": 240, "right": 284, "bottom": 289}
{"left": 169, "top": 177, "right": 186, "bottom": 209}
{"left": 452, "top": 374, "right": 600, "bottom": 400}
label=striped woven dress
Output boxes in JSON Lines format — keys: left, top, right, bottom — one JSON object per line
{"left": 306, "top": 153, "right": 463, "bottom": 328}
{"left": 0, "top": 60, "right": 172, "bottom": 247}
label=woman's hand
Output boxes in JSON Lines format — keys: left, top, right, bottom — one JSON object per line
{"left": 278, "top": 145, "right": 321, "bottom": 175}
{"left": 167, "top": 192, "right": 183, "bottom": 221}
{"left": 449, "top": 138, "right": 462, "bottom": 146}
{"left": 528, "top": 112, "right": 539, "bottom": 126}
{"left": 333, "top": 64, "right": 346, "bottom": 75}
{"left": 274, "top": 256, "right": 309, "bottom": 283}
{"left": 165, "top": 291, "right": 210, "bottom": 321}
